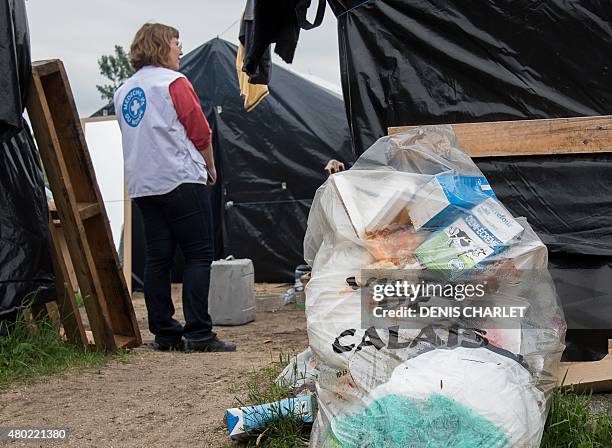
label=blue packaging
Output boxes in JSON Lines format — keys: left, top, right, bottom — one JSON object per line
{"left": 226, "top": 394, "right": 315, "bottom": 439}
{"left": 409, "top": 175, "right": 496, "bottom": 230}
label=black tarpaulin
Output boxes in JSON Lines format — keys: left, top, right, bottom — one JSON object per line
{"left": 328, "top": 0, "right": 612, "bottom": 359}
{"left": 329, "top": 0, "right": 612, "bottom": 156}
{"left": 100, "top": 38, "right": 352, "bottom": 283}
{"left": 478, "top": 154, "right": 612, "bottom": 360}
{"left": 1, "top": 0, "right": 55, "bottom": 316}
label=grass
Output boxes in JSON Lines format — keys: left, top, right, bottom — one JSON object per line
{"left": 0, "top": 311, "right": 118, "bottom": 389}
{"left": 231, "top": 352, "right": 312, "bottom": 448}
{"left": 542, "top": 386, "right": 612, "bottom": 448}
{"left": 230, "top": 353, "right": 611, "bottom": 448}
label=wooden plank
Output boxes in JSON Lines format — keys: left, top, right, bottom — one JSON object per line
{"left": 52, "top": 202, "right": 100, "bottom": 221}
{"left": 85, "top": 330, "right": 95, "bottom": 345}
{"left": 85, "top": 332, "right": 137, "bottom": 350}
{"left": 124, "top": 191, "right": 132, "bottom": 296}
{"left": 114, "top": 335, "right": 139, "bottom": 350}
{"left": 45, "top": 302, "right": 62, "bottom": 330}
{"left": 31, "top": 60, "right": 61, "bottom": 77}
{"left": 47, "top": 212, "right": 88, "bottom": 348}
{"left": 388, "top": 116, "right": 612, "bottom": 157}
{"left": 77, "top": 202, "right": 101, "bottom": 220}
{"left": 558, "top": 341, "right": 612, "bottom": 393}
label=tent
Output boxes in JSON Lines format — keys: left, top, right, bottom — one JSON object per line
{"left": 95, "top": 38, "right": 353, "bottom": 283}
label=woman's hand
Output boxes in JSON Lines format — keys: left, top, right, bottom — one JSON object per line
{"left": 206, "top": 165, "right": 217, "bottom": 186}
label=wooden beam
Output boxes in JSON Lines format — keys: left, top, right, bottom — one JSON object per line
{"left": 388, "top": 116, "right": 612, "bottom": 157}
{"left": 123, "top": 190, "right": 132, "bottom": 296}
{"left": 47, "top": 212, "right": 88, "bottom": 348}
{"left": 31, "top": 60, "right": 61, "bottom": 77}
{"left": 76, "top": 202, "right": 101, "bottom": 220}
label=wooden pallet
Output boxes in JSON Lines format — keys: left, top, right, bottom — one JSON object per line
{"left": 26, "top": 59, "right": 141, "bottom": 352}
{"left": 388, "top": 116, "right": 612, "bottom": 392}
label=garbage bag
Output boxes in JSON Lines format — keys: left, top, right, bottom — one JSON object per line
{"left": 304, "top": 126, "right": 565, "bottom": 447}
{"left": 275, "top": 347, "right": 319, "bottom": 392}
{"left": 0, "top": 125, "right": 55, "bottom": 316}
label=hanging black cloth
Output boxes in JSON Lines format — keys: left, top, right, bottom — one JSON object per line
{"left": 242, "top": 0, "right": 326, "bottom": 81}
{"left": 239, "top": 0, "right": 272, "bottom": 85}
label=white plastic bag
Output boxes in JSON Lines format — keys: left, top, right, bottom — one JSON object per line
{"left": 276, "top": 348, "right": 319, "bottom": 392}
{"left": 304, "top": 126, "right": 566, "bottom": 447}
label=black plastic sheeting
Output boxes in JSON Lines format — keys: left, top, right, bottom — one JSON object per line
{"left": 328, "top": 0, "right": 612, "bottom": 359}
{"left": 478, "top": 154, "right": 612, "bottom": 360}
{"left": 329, "top": 0, "right": 612, "bottom": 156}
{"left": 0, "top": 0, "right": 29, "bottom": 132}
{"left": 98, "top": 38, "right": 352, "bottom": 283}
{"left": 1, "top": 0, "right": 55, "bottom": 317}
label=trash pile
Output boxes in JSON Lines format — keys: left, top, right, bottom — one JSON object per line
{"left": 302, "top": 126, "right": 566, "bottom": 447}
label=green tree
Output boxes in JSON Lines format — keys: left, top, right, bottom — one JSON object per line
{"left": 96, "top": 45, "right": 134, "bottom": 101}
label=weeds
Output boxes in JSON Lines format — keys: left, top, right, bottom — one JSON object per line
{"left": 232, "top": 352, "right": 312, "bottom": 448}
{"left": 0, "top": 311, "right": 110, "bottom": 388}
{"left": 541, "top": 386, "right": 612, "bottom": 448}
{"left": 230, "top": 352, "right": 612, "bottom": 448}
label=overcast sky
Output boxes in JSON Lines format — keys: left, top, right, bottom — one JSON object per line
{"left": 25, "top": 0, "right": 341, "bottom": 116}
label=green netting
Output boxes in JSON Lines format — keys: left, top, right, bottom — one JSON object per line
{"left": 325, "top": 394, "right": 510, "bottom": 448}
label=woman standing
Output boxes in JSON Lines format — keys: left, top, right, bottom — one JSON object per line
{"left": 114, "top": 23, "right": 235, "bottom": 352}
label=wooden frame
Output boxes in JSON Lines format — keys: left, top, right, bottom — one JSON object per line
{"left": 27, "top": 60, "right": 140, "bottom": 351}
{"left": 389, "top": 116, "right": 612, "bottom": 391}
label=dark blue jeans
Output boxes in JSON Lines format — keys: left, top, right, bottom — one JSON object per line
{"left": 134, "top": 183, "right": 215, "bottom": 345}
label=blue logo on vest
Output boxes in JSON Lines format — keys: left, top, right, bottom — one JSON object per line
{"left": 122, "top": 87, "right": 147, "bottom": 127}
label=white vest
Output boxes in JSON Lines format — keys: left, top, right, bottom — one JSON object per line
{"left": 114, "top": 66, "right": 207, "bottom": 198}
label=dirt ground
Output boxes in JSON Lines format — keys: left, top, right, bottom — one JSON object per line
{"left": 1, "top": 285, "right": 611, "bottom": 447}
{"left": 0, "top": 284, "right": 308, "bottom": 448}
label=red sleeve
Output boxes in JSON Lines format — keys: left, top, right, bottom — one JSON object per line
{"left": 169, "top": 77, "right": 212, "bottom": 151}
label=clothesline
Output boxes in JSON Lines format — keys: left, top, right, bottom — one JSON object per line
{"left": 217, "top": 17, "right": 240, "bottom": 38}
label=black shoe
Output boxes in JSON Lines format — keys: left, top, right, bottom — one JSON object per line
{"left": 184, "top": 337, "right": 237, "bottom": 353}
{"left": 153, "top": 340, "right": 185, "bottom": 352}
